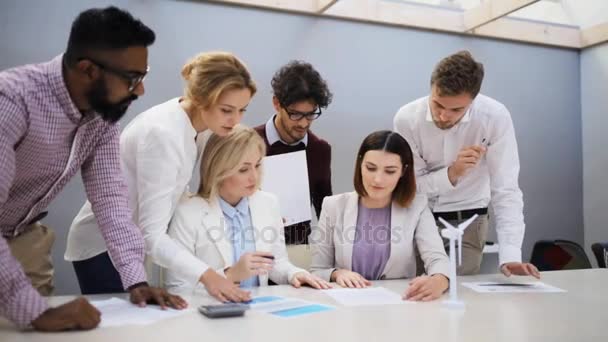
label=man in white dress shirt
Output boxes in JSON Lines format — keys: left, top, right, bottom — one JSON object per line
{"left": 394, "top": 51, "right": 539, "bottom": 277}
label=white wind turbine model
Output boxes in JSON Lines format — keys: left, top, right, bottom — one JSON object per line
{"left": 438, "top": 214, "right": 479, "bottom": 310}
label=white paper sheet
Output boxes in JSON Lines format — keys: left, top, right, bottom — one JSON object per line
{"left": 461, "top": 281, "right": 566, "bottom": 293}
{"left": 91, "top": 298, "right": 191, "bottom": 328}
{"left": 260, "top": 151, "right": 312, "bottom": 225}
{"left": 323, "top": 287, "right": 411, "bottom": 306}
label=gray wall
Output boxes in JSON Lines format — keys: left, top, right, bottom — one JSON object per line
{"left": 581, "top": 44, "right": 608, "bottom": 266}
{"left": 0, "top": 0, "right": 583, "bottom": 294}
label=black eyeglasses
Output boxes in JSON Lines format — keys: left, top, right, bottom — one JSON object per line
{"left": 282, "top": 104, "right": 322, "bottom": 121}
{"left": 82, "top": 58, "right": 149, "bottom": 92}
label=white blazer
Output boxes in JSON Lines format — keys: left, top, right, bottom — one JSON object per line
{"left": 166, "top": 190, "right": 306, "bottom": 292}
{"left": 65, "top": 98, "right": 211, "bottom": 285}
{"left": 310, "top": 192, "right": 449, "bottom": 281}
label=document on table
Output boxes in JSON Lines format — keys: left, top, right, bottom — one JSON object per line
{"left": 247, "top": 296, "right": 333, "bottom": 318}
{"left": 461, "top": 282, "right": 566, "bottom": 293}
{"left": 260, "top": 151, "right": 312, "bottom": 225}
{"left": 91, "top": 298, "right": 191, "bottom": 328}
{"left": 323, "top": 287, "right": 410, "bottom": 306}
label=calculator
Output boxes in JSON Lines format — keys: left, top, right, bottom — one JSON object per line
{"left": 198, "top": 303, "right": 249, "bottom": 318}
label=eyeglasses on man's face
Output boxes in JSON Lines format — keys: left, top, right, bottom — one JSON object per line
{"left": 282, "top": 104, "right": 322, "bottom": 121}
{"left": 82, "top": 57, "right": 149, "bottom": 92}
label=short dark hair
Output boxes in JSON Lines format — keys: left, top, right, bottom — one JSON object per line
{"left": 64, "top": 6, "right": 155, "bottom": 66}
{"left": 430, "top": 50, "right": 484, "bottom": 98}
{"left": 354, "top": 131, "right": 416, "bottom": 208}
{"left": 271, "top": 61, "right": 333, "bottom": 109}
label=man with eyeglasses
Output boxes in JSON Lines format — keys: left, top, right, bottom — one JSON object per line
{"left": 0, "top": 7, "right": 186, "bottom": 331}
{"left": 254, "top": 61, "right": 333, "bottom": 245}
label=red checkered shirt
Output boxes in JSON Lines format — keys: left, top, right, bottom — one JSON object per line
{"left": 0, "top": 55, "right": 146, "bottom": 328}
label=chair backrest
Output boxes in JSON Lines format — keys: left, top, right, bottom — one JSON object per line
{"left": 530, "top": 239, "right": 592, "bottom": 271}
{"left": 591, "top": 242, "right": 608, "bottom": 268}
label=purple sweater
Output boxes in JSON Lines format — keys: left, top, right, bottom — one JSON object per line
{"left": 351, "top": 202, "right": 391, "bottom": 280}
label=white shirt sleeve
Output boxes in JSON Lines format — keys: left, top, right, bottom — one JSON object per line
{"left": 486, "top": 108, "right": 525, "bottom": 266}
{"left": 135, "top": 126, "right": 209, "bottom": 284}
{"left": 393, "top": 109, "right": 455, "bottom": 197}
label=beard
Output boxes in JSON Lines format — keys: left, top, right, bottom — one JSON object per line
{"left": 288, "top": 127, "right": 307, "bottom": 141}
{"left": 433, "top": 119, "right": 457, "bottom": 130}
{"left": 432, "top": 114, "right": 464, "bottom": 130}
{"left": 87, "top": 78, "right": 138, "bottom": 123}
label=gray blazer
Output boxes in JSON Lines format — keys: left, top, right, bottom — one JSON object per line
{"left": 310, "top": 192, "right": 449, "bottom": 281}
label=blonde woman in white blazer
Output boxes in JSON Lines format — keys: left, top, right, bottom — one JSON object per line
{"left": 167, "top": 126, "right": 330, "bottom": 294}
{"left": 66, "top": 52, "right": 255, "bottom": 302}
{"left": 311, "top": 131, "right": 450, "bottom": 301}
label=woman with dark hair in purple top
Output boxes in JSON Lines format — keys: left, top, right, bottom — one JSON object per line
{"left": 310, "top": 130, "right": 450, "bottom": 301}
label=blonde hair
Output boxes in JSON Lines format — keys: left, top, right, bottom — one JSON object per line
{"left": 181, "top": 51, "right": 257, "bottom": 109}
{"left": 198, "top": 125, "right": 267, "bottom": 199}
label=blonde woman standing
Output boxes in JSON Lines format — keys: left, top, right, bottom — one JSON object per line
{"left": 166, "top": 127, "right": 330, "bottom": 293}
{"left": 66, "top": 52, "right": 255, "bottom": 302}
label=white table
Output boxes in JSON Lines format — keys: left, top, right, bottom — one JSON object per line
{"left": 1, "top": 269, "right": 607, "bottom": 341}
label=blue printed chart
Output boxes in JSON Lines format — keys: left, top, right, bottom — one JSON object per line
{"left": 247, "top": 296, "right": 334, "bottom": 318}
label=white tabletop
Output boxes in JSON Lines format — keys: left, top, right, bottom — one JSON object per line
{"left": 1, "top": 269, "right": 607, "bottom": 342}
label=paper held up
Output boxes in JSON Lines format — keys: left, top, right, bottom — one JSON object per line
{"left": 260, "top": 150, "right": 312, "bottom": 226}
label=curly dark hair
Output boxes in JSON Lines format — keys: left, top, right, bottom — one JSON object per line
{"left": 64, "top": 6, "right": 155, "bottom": 66}
{"left": 430, "top": 50, "right": 484, "bottom": 98}
{"left": 271, "top": 61, "right": 333, "bottom": 109}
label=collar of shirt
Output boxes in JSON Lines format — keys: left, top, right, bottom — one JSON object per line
{"left": 425, "top": 98, "right": 472, "bottom": 125}
{"left": 47, "top": 54, "right": 84, "bottom": 124}
{"left": 265, "top": 115, "right": 308, "bottom": 147}
{"left": 219, "top": 196, "right": 250, "bottom": 219}
{"left": 176, "top": 99, "right": 198, "bottom": 141}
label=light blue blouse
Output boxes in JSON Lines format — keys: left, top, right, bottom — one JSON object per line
{"left": 219, "top": 197, "right": 259, "bottom": 288}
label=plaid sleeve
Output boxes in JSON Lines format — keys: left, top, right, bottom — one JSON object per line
{"left": 80, "top": 123, "right": 147, "bottom": 288}
{"left": 0, "top": 237, "right": 48, "bottom": 328}
{"left": 0, "top": 94, "right": 49, "bottom": 328}
{"left": 0, "top": 94, "right": 26, "bottom": 207}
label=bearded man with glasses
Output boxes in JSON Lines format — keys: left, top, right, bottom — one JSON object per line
{"left": 254, "top": 61, "right": 333, "bottom": 246}
{"left": 0, "top": 6, "right": 186, "bottom": 332}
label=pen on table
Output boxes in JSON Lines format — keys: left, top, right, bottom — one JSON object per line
{"left": 478, "top": 283, "right": 534, "bottom": 287}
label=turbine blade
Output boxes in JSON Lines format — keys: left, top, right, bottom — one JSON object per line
{"left": 459, "top": 214, "right": 479, "bottom": 231}
{"left": 438, "top": 217, "right": 455, "bottom": 229}
{"left": 458, "top": 236, "right": 463, "bottom": 265}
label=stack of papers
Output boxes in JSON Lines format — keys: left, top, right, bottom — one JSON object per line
{"left": 91, "top": 297, "right": 191, "bottom": 328}
{"left": 248, "top": 296, "right": 333, "bottom": 318}
{"left": 461, "top": 282, "right": 566, "bottom": 293}
{"left": 323, "top": 287, "right": 410, "bottom": 306}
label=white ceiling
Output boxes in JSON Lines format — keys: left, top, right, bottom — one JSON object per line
{"left": 207, "top": 0, "right": 607, "bottom": 48}
{"left": 396, "top": 0, "right": 608, "bottom": 28}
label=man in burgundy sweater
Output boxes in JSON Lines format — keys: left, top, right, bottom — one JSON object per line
{"left": 254, "top": 61, "right": 333, "bottom": 245}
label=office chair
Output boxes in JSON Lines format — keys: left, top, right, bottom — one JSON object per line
{"left": 591, "top": 242, "right": 608, "bottom": 268}
{"left": 530, "top": 239, "right": 592, "bottom": 271}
